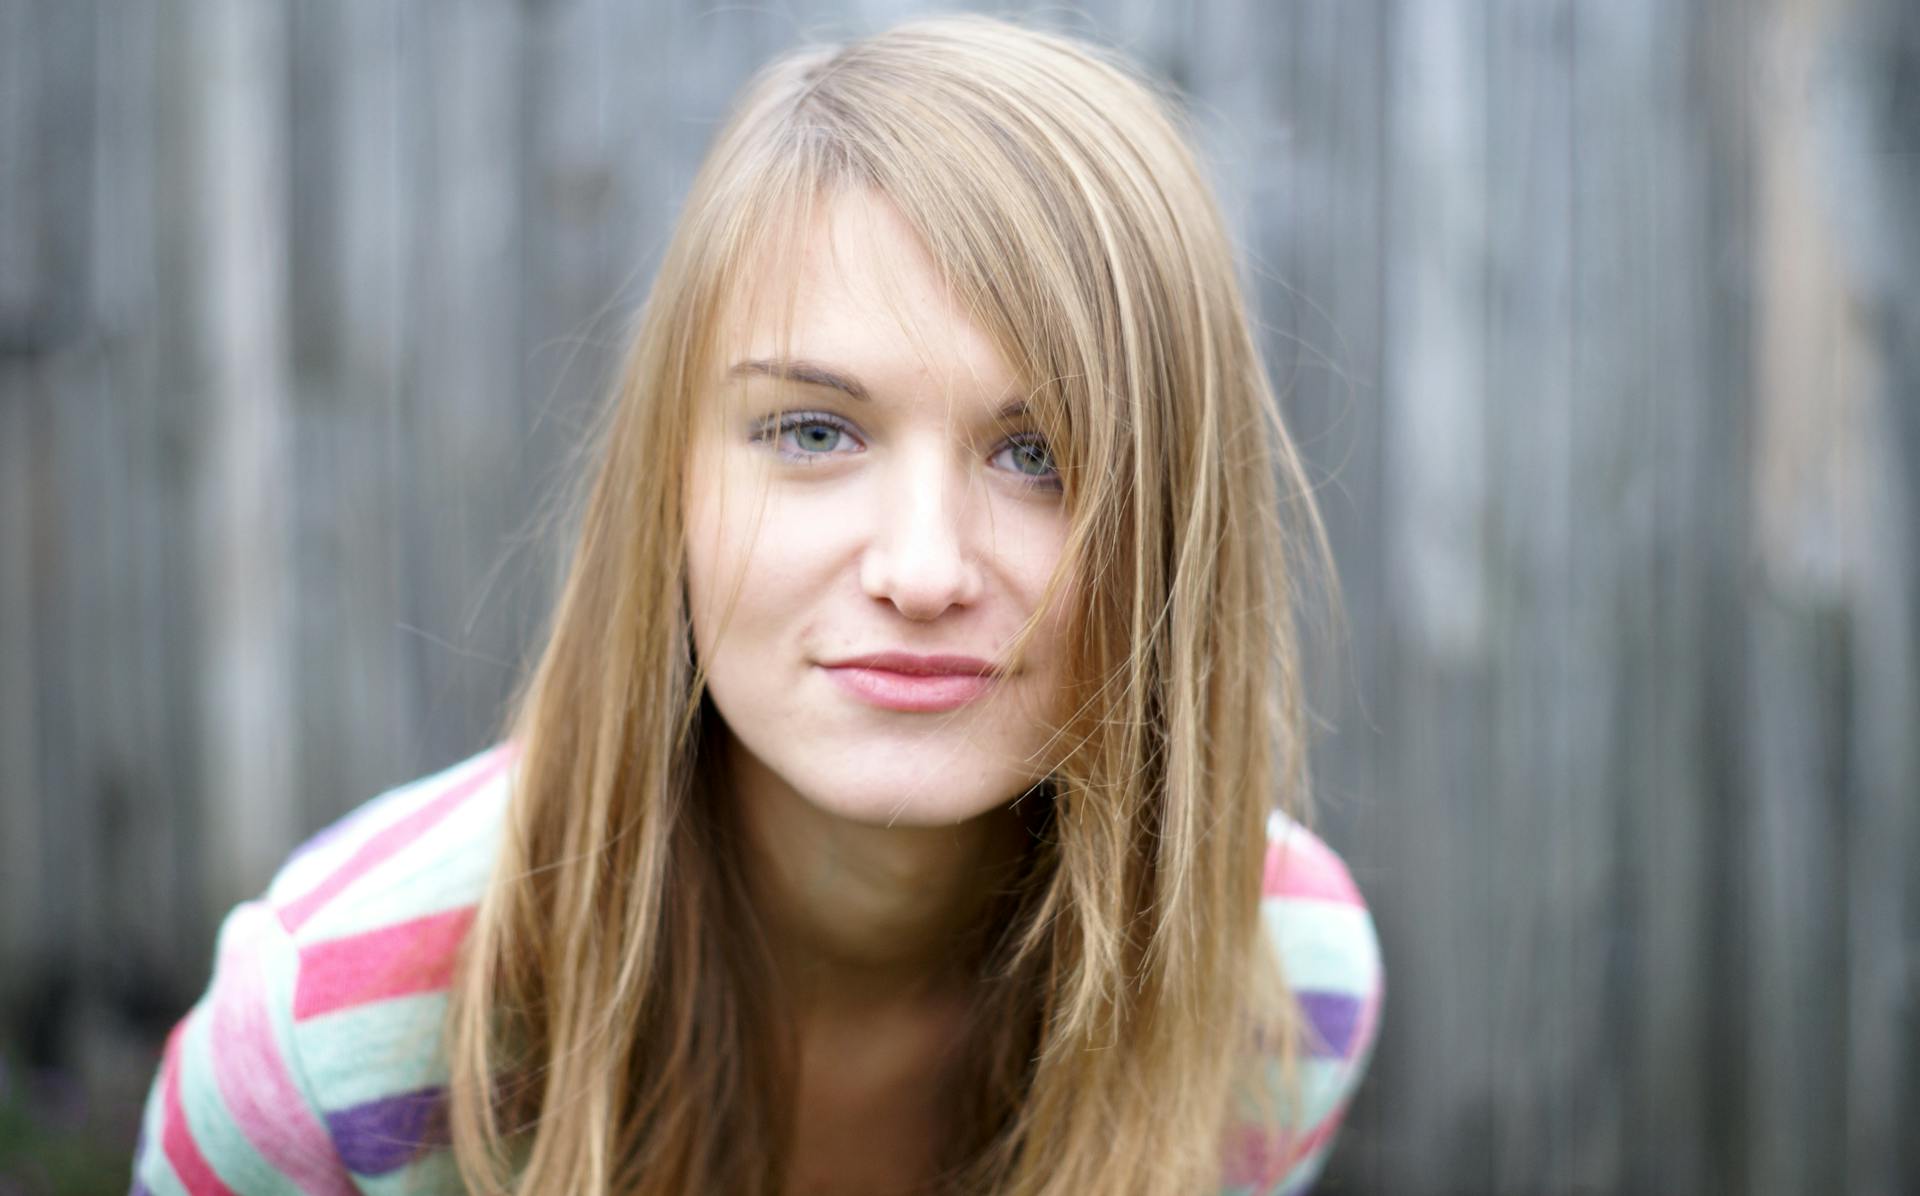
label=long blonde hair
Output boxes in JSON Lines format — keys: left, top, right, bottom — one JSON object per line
{"left": 447, "top": 15, "right": 1335, "bottom": 1194}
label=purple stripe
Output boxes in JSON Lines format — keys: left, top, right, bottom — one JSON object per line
{"left": 1297, "top": 989, "right": 1363, "bottom": 1058}
{"left": 324, "top": 1086, "right": 448, "bottom": 1175}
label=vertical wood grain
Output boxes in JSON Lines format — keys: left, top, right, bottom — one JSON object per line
{"left": 0, "top": 3, "right": 1911, "bottom": 1192}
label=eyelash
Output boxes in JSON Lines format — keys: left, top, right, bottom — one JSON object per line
{"left": 749, "top": 410, "right": 1061, "bottom": 490}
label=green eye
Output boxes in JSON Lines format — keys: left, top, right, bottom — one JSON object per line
{"left": 789, "top": 422, "right": 847, "bottom": 453}
{"left": 994, "top": 436, "right": 1059, "bottom": 485}
{"left": 753, "top": 411, "right": 864, "bottom": 461}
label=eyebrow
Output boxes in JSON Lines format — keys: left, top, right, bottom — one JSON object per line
{"left": 728, "top": 356, "right": 1033, "bottom": 420}
{"left": 728, "top": 357, "right": 871, "bottom": 402}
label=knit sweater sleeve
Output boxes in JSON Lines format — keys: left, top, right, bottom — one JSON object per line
{"left": 1217, "top": 814, "right": 1386, "bottom": 1195}
{"left": 130, "top": 898, "right": 355, "bottom": 1195}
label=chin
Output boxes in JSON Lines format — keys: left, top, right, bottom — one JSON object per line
{"left": 788, "top": 765, "right": 1023, "bottom": 829}
{"left": 706, "top": 684, "right": 1056, "bottom": 830}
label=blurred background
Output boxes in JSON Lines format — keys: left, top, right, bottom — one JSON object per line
{"left": 2, "top": 0, "right": 1915, "bottom": 1192}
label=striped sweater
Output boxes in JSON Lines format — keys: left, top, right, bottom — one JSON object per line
{"left": 131, "top": 743, "right": 1383, "bottom": 1195}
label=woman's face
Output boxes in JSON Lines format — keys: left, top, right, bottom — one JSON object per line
{"left": 684, "top": 188, "right": 1073, "bottom": 828}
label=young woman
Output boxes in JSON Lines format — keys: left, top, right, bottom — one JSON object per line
{"left": 133, "top": 16, "right": 1382, "bottom": 1196}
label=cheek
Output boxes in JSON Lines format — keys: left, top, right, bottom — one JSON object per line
{"left": 991, "top": 508, "right": 1077, "bottom": 720}
{"left": 1003, "top": 510, "right": 1074, "bottom": 629}
{"left": 682, "top": 448, "right": 822, "bottom": 660}
{"left": 682, "top": 445, "right": 750, "bottom": 660}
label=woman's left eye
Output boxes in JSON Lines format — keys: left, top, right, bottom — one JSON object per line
{"left": 991, "top": 435, "right": 1059, "bottom": 485}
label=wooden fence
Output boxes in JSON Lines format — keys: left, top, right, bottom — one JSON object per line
{"left": 2, "top": 1, "right": 1913, "bottom": 1192}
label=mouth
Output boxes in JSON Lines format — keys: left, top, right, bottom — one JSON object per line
{"left": 823, "top": 652, "right": 998, "bottom": 677}
{"left": 817, "top": 652, "right": 1000, "bottom": 713}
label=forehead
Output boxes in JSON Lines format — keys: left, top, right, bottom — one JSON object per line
{"left": 718, "top": 188, "right": 1021, "bottom": 406}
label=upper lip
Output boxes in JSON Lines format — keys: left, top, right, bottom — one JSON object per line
{"left": 820, "top": 652, "right": 1001, "bottom": 677}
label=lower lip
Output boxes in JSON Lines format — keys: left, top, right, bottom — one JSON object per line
{"left": 820, "top": 666, "right": 994, "bottom": 713}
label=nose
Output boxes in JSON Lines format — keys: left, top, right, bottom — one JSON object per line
{"left": 858, "top": 456, "right": 984, "bottom": 620}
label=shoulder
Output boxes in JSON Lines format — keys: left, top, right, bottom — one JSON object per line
{"left": 131, "top": 742, "right": 518, "bottom": 1194}
{"left": 1219, "top": 812, "right": 1385, "bottom": 1195}
{"left": 269, "top": 741, "right": 518, "bottom": 944}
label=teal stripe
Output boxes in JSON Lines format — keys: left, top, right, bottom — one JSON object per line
{"left": 1260, "top": 899, "right": 1381, "bottom": 993}
{"left": 1271, "top": 1147, "right": 1332, "bottom": 1196}
{"left": 296, "top": 991, "right": 453, "bottom": 1108}
{"left": 1232, "top": 1052, "right": 1353, "bottom": 1123}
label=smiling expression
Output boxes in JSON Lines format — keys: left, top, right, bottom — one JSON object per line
{"left": 683, "top": 188, "right": 1074, "bottom": 829}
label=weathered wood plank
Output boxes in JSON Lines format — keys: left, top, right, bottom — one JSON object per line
{"left": 1801, "top": 2, "right": 1920, "bottom": 1193}
{"left": 1483, "top": 1, "right": 1599, "bottom": 1190}
{"left": 396, "top": 0, "right": 528, "bottom": 774}
{"left": 0, "top": 3, "right": 1912, "bottom": 1192}
{"left": 0, "top": 369, "right": 44, "bottom": 986}
{"left": 1377, "top": 3, "right": 1506, "bottom": 1192}
{"left": 181, "top": 0, "right": 296, "bottom": 913}
{"left": 1256, "top": 1, "right": 1393, "bottom": 1188}
{"left": 284, "top": 0, "right": 418, "bottom": 836}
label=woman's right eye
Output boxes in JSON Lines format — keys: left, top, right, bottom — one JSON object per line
{"left": 752, "top": 412, "right": 865, "bottom": 461}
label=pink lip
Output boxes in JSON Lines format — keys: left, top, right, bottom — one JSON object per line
{"left": 823, "top": 668, "right": 993, "bottom": 712}
{"left": 824, "top": 652, "right": 998, "bottom": 677}
{"left": 818, "top": 652, "right": 1000, "bottom": 713}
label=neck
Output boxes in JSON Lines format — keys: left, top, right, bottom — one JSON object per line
{"left": 724, "top": 738, "right": 1029, "bottom": 1018}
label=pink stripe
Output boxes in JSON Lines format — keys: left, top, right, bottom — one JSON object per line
{"left": 277, "top": 746, "right": 513, "bottom": 934}
{"left": 160, "top": 1021, "right": 239, "bottom": 1196}
{"left": 294, "top": 906, "right": 475, "bottom": 1021}
{"left": 1218, "top": 1099, "right": 1349, "bottom": 1188}
{"left": 1262, "top": 827, "right": 1364, "bottom": 906}
{"left": 208, "top": 905, "right": 359, "bottom": 1195}
{"left": 1351, "top": 965, "right": 1386, "bottom": 1063}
